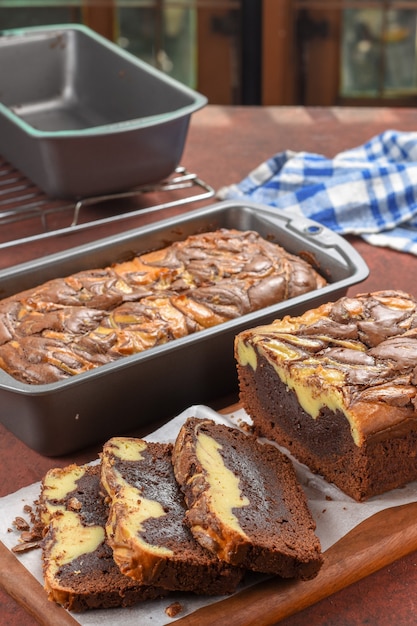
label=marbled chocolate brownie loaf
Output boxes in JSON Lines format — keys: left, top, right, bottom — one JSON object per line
{"left": 100, "top": 436, "right": 244, "bottom": 594}
{"left": 0, "top": 228, "right": 326, "bottom": 384}
{"left": 235, "top": 290, "right": 417, "bottom": 501}
{"left": 38, "top": 463, "right": 166, "bottom": 612}
{"left": 172, "top": 417, "right": 322, "bottom": 579}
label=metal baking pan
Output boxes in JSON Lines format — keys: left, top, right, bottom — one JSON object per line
{"left": 0, "top": 200, "right": 369, "bottom": 455}
{"left": 0, "top": 24, "right": 206, "bottom": 199}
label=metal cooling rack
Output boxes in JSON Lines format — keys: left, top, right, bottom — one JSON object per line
{"left": 0, "top": 159, "right": 215, "bottom": 250}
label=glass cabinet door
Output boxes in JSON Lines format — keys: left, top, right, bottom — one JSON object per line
{"left": 341, "top": 6, "right": 417, "bottom": 99}
{"left": 284, "top": 0, "right": 417, "bottom": 106}
{"left": 114, "top": 1, "right": 243, "bottom": 101}
{"left": 115, "top": 1, "right": 197, "bottom": 89}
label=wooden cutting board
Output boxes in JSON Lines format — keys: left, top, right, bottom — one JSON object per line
{"left": 2, "top": 402, "right": 417, "bottom": 625}
{"left": 0, "top": 540, "right": 78, "bottom": 625}
{"left": 2, "top": 500, "right": 417, "bottom": 625}
{"left": 175, "top": 500, "right": 417, "bottom": 625}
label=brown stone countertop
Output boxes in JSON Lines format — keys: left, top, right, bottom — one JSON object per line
{"left": 2, "top": 105, "right": 417, "bottom": 625}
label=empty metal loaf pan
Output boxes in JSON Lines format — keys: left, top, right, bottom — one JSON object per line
{"left": 0, "top": 200, "right": 369, "bottom": 455}
{"left": 0, "top": 24, "right": 207, "bottom": 199}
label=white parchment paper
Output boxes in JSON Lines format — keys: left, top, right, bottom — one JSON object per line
{"left": 2, "top": 404, "right": 417, "bottom": 625}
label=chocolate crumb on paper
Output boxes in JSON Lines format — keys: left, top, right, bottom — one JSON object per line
{"left": 165, "top": 601, "right": 183, "bottom": 618}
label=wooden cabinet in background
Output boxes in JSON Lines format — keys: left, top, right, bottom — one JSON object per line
{"left": 3, "top": 0, "right": 417, "bottom": 107}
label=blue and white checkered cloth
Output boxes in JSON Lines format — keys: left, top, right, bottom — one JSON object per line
{"left": 217, "top": 130, "right": 417, "bottom": 255}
